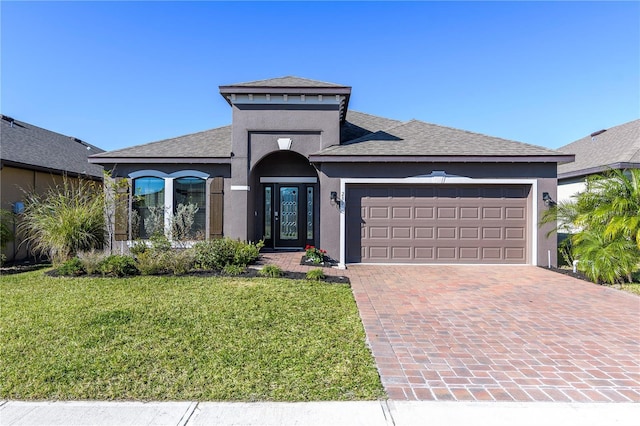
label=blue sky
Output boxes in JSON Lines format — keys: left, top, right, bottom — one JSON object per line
{"left": 1, "top": 1, "right": 638, "bottom": 152}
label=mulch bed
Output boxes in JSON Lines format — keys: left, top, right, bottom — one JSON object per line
{"left": 539, "top": 266, "right": 594, "bottom": 283}
{"left": 44, "top": 264, "right": 350, "bottom": 285}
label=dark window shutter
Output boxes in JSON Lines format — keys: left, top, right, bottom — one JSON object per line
{"left": 209, "top": 177, "right": 224, "bottom": 239}
{"left": 114, "top": 178, "right": 129, "bottom": 241}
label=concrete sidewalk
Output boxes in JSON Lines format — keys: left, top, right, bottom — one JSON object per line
{"left": 2, "top": 400, "right": 639, "bottom": 426}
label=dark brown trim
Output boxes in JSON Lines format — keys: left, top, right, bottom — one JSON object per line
{"left": 309, "top": 155, "right": 576, "bottom": 164}
{"left": 558, "top": 162, "right": 640, "bottom": 180}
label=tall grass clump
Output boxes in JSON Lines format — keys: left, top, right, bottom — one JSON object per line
{"left": 19, "top": 178, "right": 105, "bottom": 265}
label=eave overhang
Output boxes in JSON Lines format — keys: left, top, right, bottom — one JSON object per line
{"left": 308, "top": 154, "right": 576, "bottom": 164}
{"left": 558, "top": 162, "right": 640, "bottom": 180}
{"left": 88, "top": 157, "right": 232, "bottom": 165}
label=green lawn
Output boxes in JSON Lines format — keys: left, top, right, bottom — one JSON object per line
{"left": 1, "top": 270, "right": 384, "bottom": 401}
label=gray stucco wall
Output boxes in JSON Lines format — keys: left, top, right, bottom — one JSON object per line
{"left": 227, "top": 104, "right": 340, "bottom": 241}
{"left": 316, "top": 162, "right": 558, "bottom": 267}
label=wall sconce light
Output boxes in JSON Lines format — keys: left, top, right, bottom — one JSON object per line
{"left": 542, "top": 192, "right": 556, "bottom": 207}
{"left": 330, "top": 191, "right": 338, "bottom": 203}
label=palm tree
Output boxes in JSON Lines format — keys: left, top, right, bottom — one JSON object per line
{"left": 583, "top": 168, "right": 640, "bottom": 249}
{"left": 543, "top": 168, "right": 640, "bottom": 283}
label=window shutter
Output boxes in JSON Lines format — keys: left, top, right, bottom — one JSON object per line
{"left": 114, "top": 178, "right": 129, "bottom": 241}
{"left": 209, "top": 177, "right": 224, "bottom": 239}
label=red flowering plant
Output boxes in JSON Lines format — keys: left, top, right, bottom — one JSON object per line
{"left": 304, "top": 245, "right": 327, "bottom": 264}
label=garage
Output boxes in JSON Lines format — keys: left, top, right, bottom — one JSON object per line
{"left": 345, "top": 184, "right": 531, "bottom": 264}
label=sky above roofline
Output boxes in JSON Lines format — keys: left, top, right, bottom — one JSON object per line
{"left": 1, "top": 1, "right": 638, "bottom": 152}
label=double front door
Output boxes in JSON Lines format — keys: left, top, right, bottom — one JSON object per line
{"left": 262, "top": 183, "right": 316, "bottom": 248}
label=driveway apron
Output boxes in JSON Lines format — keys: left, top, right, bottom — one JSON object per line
{"left": 348, "top": 265, "right": 640, "bottom": 402}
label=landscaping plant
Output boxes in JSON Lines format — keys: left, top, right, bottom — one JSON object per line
{"left": 542, "top": 168, "right": 640, "bottom": 283}
{"left": 19, "top": 178, "right": 105, "bottom": 264}
{"left": 304, "top": 245, "right": 327, "bottom": 264}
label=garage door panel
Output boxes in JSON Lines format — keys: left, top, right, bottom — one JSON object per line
{"left": 392, "top": 207, "right": 412, "bottom": 219}
{"left": 505, "top": 207, "right": 525, "bottom": 219}
{"left": 392, "top": 227, "right": 411, "bottom": 239}
{"left": 437, "top": 227, "right": 457, "bottom": 239}
{"left": 415, "top": 227, "right": 434, "bottom": 239}
{"left": 460, "top": 247, "right": 480, "bottom": 260}
{"left": 347, "top": 184, "right": 530, "bottom": 264}
{"left": 415, "top": 207, "right": 434, "bottom": 218}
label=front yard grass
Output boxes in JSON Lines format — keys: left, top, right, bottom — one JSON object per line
{"left": 0, "top": 270, "right": 384, "bottom": 401}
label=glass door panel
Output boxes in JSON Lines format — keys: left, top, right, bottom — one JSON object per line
{"left": 279, "top": 187, "right": 298, "bottom": 240}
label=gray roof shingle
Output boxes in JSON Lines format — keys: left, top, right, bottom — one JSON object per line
{"left": 322, "top": 118, "right": 565, "bottom": 157}
{"left": 223, "top": 76, "right": 348, "bottom": 89}
{"left": 0, "top": 115, "right": 104, "bottom": 178}
{"left": 90, "top": 126, "right": 232, "bottom": 160}
{"left": 557, "top": 119, "right": 640, "bottom": 178}
{"left": 91, "top": 111, "right": 569, "bottom": 163}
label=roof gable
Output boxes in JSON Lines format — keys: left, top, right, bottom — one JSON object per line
{"left": 0, "top": 115, "right": 104, "bottom": 178}
{"left": 90, "top": 126, "right": 232, "bottom": 161}
{"left": 222, "top": 76, "right": 348, "bottom": 89}
{"left": 557, "top": 119, "right": 640, "bottom": 178}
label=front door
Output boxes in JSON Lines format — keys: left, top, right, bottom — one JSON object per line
{"left": 263, "top": 184, "right": 316, "bottom": 249}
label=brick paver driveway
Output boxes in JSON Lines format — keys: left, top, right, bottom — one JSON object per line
{"left": 260, "top": 253, "right": 640, "bottom": 402}
{"left": 348, "top": 265, "right": 640, "bottom": 402}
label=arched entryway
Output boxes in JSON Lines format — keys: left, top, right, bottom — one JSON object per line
{"left": 251, "top": 151, "right": 319, "bottom": 249}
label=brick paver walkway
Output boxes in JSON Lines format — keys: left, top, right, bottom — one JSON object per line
{"left": 259, "top": 252, "right": 640, "bottom": 402}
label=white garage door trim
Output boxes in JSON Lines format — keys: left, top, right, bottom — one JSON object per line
{"left": 338, "top": 176, "right": 538, "bottom": 268}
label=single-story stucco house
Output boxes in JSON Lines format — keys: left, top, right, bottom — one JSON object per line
{"left": 0, "top": 114, "right": 104, "bottom": 262}
{"left": 89, "top": 76, "right": 574, "bottom": 268}
{"left": 557, "top": 119, "right": 640, "bottom": 203}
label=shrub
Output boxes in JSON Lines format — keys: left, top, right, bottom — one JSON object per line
{"left": 0, "top": 209, "right": 14, "bottom": 253}
{"left": 258, "top": 264, "right": 283, "bottom": 278}
{"left": 77, "top": 250, "right": 106, "bottom": 275}
{"left": 194, "top": 238, "right": 263, "bottom": 271}
{"left": 135, "top": 251, "right": 167, "bottom": 275}
{"left": 149, "top": 234, "right": 171, "bottom": 252}
{"left": 56, "top": 257, "right": 85, "bottom": 276}
{"left": 306, "top": 268, "right": 325, "bottom": 281}
{"left": 99, "top": 255, "right": 138, "bottom": 277}
{"left": 129, "top": 240, "right": 148, "bottom": 256}
{"left": 164, "top": 249, "right": 196, "bottom": 275}
{"left": 136, "top": 248, "right": 196, "bottom": 276}
{"left": 223, "top": 264, "right": 245, "bottom": 276}
{"left": 19, "top": 178, "right": 105, "bottom": 264}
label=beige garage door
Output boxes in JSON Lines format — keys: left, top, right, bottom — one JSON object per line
{"left": 346, "top": 185, "right": 530, "bottom": 264}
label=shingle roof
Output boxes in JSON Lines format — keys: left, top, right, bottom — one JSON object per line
{"left": 557, "top": 119, "right": 640, "bottom": 179}
{"left": 321, "top": 118, "right": 565, "bottom": 157}
{"left": 341, "top": 111, "right": 403, "bottom": 143}
{"left": 0, "top": 115, "right": 104, "bottom": 178}
{"left": 90, "top": 126, "right": 232, "bottom": 160}
{"left": 92, "top": 111, "right": 569, "bottom": 163}
{"left": 224, "top": 76, "right": 348, "bottom": 89}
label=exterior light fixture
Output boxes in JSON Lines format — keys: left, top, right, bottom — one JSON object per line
{"left": 542, "top": 192, "right": 556, "bottom": 207}
{"left": 330, "top": 191, "right": 338, "bottom": 203}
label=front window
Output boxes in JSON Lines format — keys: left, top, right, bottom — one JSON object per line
{"left": 173, "top": 177, "right": 206, "bottom": 239}
{"left": 133, "top": 177, "right": 165, "bottom": 239}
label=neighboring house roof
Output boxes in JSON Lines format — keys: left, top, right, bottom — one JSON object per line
{"left": 0, "top": 115, "right": 105, "bottom": 178}
{"left": 89, "top": 125, "right": 232, "bottom": 163}
{"left": 557, "top": 119, "right": 640, "bottom": 179}
{"left": 90, "top": 110, "right": 572, "bottom": 164}
{"left": 221, "top": 76, "right": 348, "bottom": 89}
